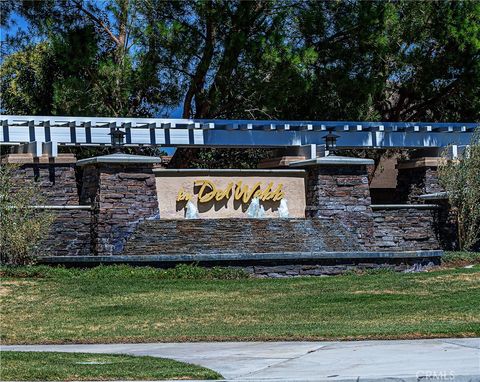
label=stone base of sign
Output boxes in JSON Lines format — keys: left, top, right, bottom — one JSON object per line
{"left": 123, "top": 218, "right": 364, "bottom": 255}
{"left": 121, "top": 212, "right": 440, "bottom": 256}
{"left": 3, "top": 152, "right": 450, "bottom": 259}
{"left": 38, "top": 251, "right": 442, "bottom": 277}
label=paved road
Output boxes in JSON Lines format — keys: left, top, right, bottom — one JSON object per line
{"left": 2, "top": 338, "right": 480, "bottom": 381}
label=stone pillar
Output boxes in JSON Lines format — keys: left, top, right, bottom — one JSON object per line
{"left": 290, "top": 156, "right": 375, "bottom": 249}
{"left": 396, "top": 157, "right": 443, "bottom": 202}
{"left": 77, "top": 153, "right": 161, "bottom": 256}
{"left": 396, "top": 157, "right": 459, "bottom": 250}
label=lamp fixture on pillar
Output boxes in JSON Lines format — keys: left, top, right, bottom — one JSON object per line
{"left": 109, "top": 128, "right": 126, "bottom": 153}
{"left": 322, "top": 131, "right": 340, "bottom": 156}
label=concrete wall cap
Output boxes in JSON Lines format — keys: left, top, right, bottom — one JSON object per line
{"left": 289, "top": 156, "right": 374, "bottom": 167}
{"left": 1, "top": 153, "right": 76, "bottom": 164}
{"left": 418, "top": 192, "right": 449, "bottom": 200}
{"left": 371, "top": 204, "right": 440, "bottom": 209}
{"left": 38, "top": 250, "right": 444, "bottom": 265}
{"left": 76, "top": 153, "right": 161, "bottom": 166}
{"left": 153, "top": 168, "right": 305, "bottom": 175}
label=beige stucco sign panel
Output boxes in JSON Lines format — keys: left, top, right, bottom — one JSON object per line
{"left": 155, "top": 169, "right": 306, "bottom": 219}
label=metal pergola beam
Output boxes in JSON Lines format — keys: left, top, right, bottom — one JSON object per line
{"left": 0, "top": 115, "right": 477, "bottom": 157}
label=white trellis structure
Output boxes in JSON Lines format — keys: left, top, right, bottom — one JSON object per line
{"left": 1, "top": 115, "right": 477, "bottom": 158}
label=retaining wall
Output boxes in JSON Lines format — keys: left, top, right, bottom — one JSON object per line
{"left": 372, "top": 206, "right": 441, "bottom": 251}
{"left": 36, "top": 207, "right": 92, "bottom": 256}
{"left": 123, "top": 206, "right": 441, "bottom": 257}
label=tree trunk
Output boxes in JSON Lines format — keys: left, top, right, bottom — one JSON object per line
{"left": 182, "top": 1, "right": 216, "bottom": 119}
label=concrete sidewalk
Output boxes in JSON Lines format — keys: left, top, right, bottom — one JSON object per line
{"left": 2, "top": 338, "right": 479, "bottom": 381}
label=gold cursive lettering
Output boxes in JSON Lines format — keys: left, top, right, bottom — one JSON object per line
{"left": 195, "top": 180, "right": 216, "bottom": 203}
{"left": 234, "top": 181, "right": 247, "bottom": 201}
{"left": 272, "top": 183, "right": 284, "bottom": 201}
{"left": 246, "top": 182, "right": 262, "bottom": 203}
{"left": 181, "top": 180, "right": 284, "bottom": 203}
{"left": 176, "top": 188, "right": 192, "bottom": 202}
{"left": 215, "top": 182, "right": 234, "bottom": 201}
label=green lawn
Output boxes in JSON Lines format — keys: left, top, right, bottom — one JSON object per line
{"left": 0, "top": 264, "right": 479, "bottom": 344}
{"left": 0, "top": 351, "right": 221, "bottom": 381}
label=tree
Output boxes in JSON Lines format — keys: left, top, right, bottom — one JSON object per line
{"left": 1, "top": 0, "right": 178, "bottom": 117}
{"left": 289, "top": 0, "right": 480, "bottom": 122}
{"left": 1, "top": 1, "right": 479, "bottom": 168}
{"left": 438, "top": 130, "right": 480, "bottom": 251}
{"left": 3, "top": 0, "right": 478, "bottom": 122}
{"left": 0, "top": 42, "right": 57, "bottom": 115}
{"left": 135, "top": 0, "right": 294, "bottom": 119}
{"left": 135, "top": 0, "right": 295, "bottom": 166}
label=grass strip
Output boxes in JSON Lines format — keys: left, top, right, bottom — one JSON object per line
{"left": 0, "top": 351, "right": 221, "bottom": 381}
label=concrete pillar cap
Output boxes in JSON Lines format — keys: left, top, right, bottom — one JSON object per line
{"left": 396, "top": 157, "right": 444, "bottom": 169}
{"left": 76, "top": 153, "right": 161, "bottom": 167}
{"left": 289, "top": 156, "right": 374, "bottom": 167}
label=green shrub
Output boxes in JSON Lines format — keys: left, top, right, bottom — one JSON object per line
{"left": 0, "top": 164, "right": 54, "bottom": 265}
{"left": 439, "top": 130, "right": 480, "bottom": 251}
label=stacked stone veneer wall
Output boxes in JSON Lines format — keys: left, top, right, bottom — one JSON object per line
{"left": 241, "top": 261, "right": 437, "bottom": 278}
{"left": 9, "top": 162, "right": 79, "bottom": 205}
{"left": 395, "top": 163, "right": 458, "bottom": 249}
{"left": 431, "top": 201, "right": 459, "bottom": 250}
{"left": 5, "top": 158, "right": 92, "bottom": 256}
{"left": 123, "top": 218, "right": 363, "bottom": 256}
{"left": 38, "top": 208, "right": 92, "bottom": 256}
{"left": 4, "top": 158, "right": 160, "bottom": 257}
{"left": 372, "top": 207, "right": 440, "bottom": 251}
{"left": 80, "top": 163, "right": 160, "bottom": 256}
{"left": 124, "top": 212, "right": 440, "bottom": 256}
{"left": 305, "top": 165, "right": 374, "bottom": 248}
